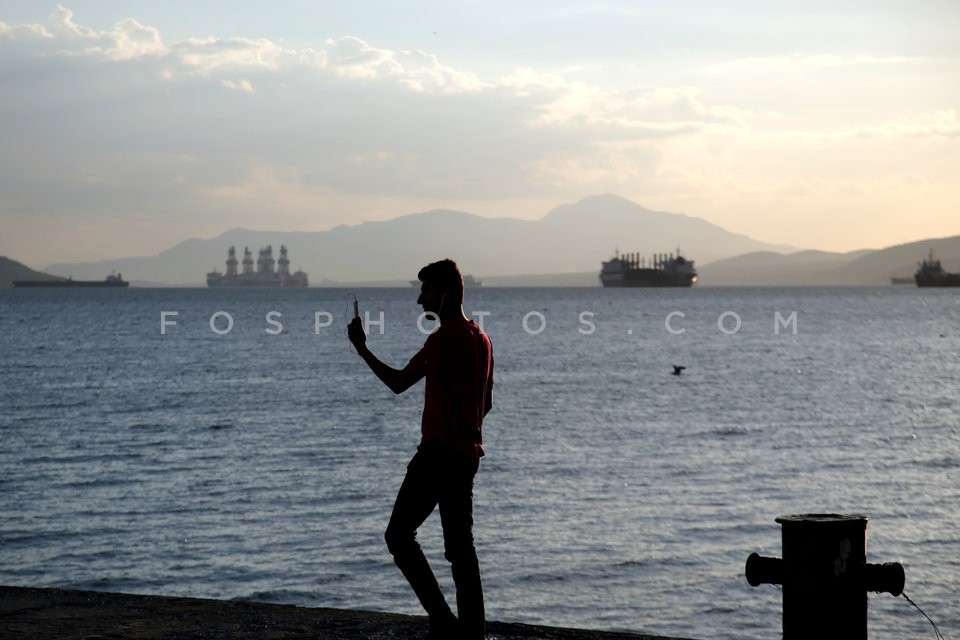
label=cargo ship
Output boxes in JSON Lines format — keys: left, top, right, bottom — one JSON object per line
{"left": 599, "top": 249, "right": 697, "bottom": 287}
{"left": 206, "top": 245, "right": 308, "bottom": 287}
{"left": 13, "top": 273, "right": 129, "bottom": 288}
{"left": 915, "top": 250, "right": 960, "bottom": 287}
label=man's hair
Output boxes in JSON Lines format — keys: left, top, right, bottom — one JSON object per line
{"left": 418, "top": 258, "right": 464, "bottom": 303}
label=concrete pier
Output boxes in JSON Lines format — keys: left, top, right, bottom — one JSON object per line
{"left": 0, "top": 586, "right": 697, "bottom": 640}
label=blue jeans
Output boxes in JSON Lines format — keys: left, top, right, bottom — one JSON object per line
{"left": 384, "top": 445, "right": 485, "bottom": 639}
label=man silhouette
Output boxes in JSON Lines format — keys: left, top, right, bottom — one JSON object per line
{"left": 347, "top": 258, "right": 494, "bottom": 640}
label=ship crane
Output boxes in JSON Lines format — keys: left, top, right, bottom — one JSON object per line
{"left": 242, "top": 248, "right": 254, "bottom": 275}
{"left": 226, "top": 246, "right": 238, "bottom": 277}
{"left": 277, "top": 245, "right": 291, "bottom": 277}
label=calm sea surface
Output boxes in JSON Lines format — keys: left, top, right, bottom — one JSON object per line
{"left": 1, "top": 286, "right": 958, "bottom": 639}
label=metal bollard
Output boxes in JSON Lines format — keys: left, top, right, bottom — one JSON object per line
{"left": 745, "top": 514, "right": 905, "bottom": 640}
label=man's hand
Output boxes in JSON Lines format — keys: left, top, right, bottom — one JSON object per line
{"left": 347, "top": 316, "right": 367, "bottom": 351}
{"left": 347, "top": 316, "right": 423, "bottom": 393}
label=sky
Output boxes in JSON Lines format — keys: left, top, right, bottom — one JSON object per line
{"left": 1, "top": 1, "right": 958, "bottom": 267}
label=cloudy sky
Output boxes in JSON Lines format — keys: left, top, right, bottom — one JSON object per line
{"left": 1, "top": 2, "right": 957, "bottom": 266}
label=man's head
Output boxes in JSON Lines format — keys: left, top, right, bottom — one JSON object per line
{"left": 417, "top": 258, "right": 464, "bottom": 315}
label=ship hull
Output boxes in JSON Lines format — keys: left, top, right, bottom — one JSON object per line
{"left": 915, "top": 276, "right": 960, "bottom": 287}
{"left": 600, "top": 270, "right": 697, "bottom": 288}
{"left": 13, "top": 280, "right": 128, "bottom": 288}
{"left": 207, "top": 277, "right": 307, "bottom": 288}
{"left": 913, "top": 250, "right": 960, "bottom": 287}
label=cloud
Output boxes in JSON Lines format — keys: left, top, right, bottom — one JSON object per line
{"left": 0, "top": 5, "right": 956, "bottom": 266}
{"left": 49, "top": 4, "right": 97, "bottom": 40}
{"left": 44, "top": 5, "right": 164, "bottom": 60}
{"left": 170, "top": 36, "right": 283, "bottom": 72}
{"left": 323, "top": 36, "right": 488, "bottom": 94}
{"left": 744, "top": 109, "right": 960, "bottom": 147}
{"left": 0, "top": 18, "right": 52, "bottom": 41}
{"left": 0, "top": 5, "right": 717, "bottom": 212}
{"left": 857, "top": 109, "right": 960, "bottom": 141}
{"left": 708, "top": 53, "right": 925, "bottom": 73}
{"left": 220, "top": 78, "right": 255, "bottom": 93}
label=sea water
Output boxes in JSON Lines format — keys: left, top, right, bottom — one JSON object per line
{"left": 1, "top": 286, "right": 958, "bottom": 639}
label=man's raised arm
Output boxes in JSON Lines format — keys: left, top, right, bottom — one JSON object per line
{"left": 348, "top": 317, "right": 424, "bottom": 394}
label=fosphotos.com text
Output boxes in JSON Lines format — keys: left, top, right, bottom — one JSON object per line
{"left": 159, "top": 310, "right": 799, "bottom": 336}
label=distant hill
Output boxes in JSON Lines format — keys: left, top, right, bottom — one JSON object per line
{"left": 844, "top": 238, "right": 960, "bottom": 283}
{"left": 699, "top": 250, "right": 874, "bottom": 285}
{"left": 0, "top": 257, "right": 67, "bottom": 288}
{"left": 41, "top": 195, "right": 796, "bottom": 286}
{"left": 26, "top": 194, "right": 960, "bottom": 286}
{"left": 699, "top": 237, "right": 960, "bottom": 285}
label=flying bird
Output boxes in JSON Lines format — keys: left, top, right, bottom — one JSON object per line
{"left": 672, "top": 365, "right": 686, "bottom": 376}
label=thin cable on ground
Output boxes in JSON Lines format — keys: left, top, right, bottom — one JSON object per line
{"left": 902, "top": 592, "right": 945, "bottom": 640}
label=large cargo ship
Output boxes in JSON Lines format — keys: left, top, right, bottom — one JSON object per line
{"left": 915, "top": 250, "right": 960, "bottom": 287}
{"left": 13, "top": 273, "right": 129, "bottom": 288}
{"left": 599, "top": 249, "right": 697, "bottom": 287}
{"left": 206, "top": 245, "right": 308, "bottom": 287}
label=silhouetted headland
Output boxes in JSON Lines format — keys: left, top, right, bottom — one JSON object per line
{"left": 0, "top": 586, "right": 697, "bottom": 640}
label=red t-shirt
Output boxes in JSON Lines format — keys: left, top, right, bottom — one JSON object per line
{"left": 411, "top": 317, "right": 494, "bottom": 459}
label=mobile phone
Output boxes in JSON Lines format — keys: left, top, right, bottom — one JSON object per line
{"left": 353, "top": 297, "right": 360, "bottom": 319}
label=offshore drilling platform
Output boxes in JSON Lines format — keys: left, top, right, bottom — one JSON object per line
{"left": 206, "top": 245, "right": 308, "bottom": 287}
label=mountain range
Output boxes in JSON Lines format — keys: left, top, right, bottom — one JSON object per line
{"left": 0, "top": 257, "right": 68, "bottom": 288}
{"left": 33, "top": 195, "right": 795, "bottom": 286}
{"left": 702, "top": 240, "right": 960, "bottom": 285}
{"left": 4, "top": 194, "right": 958, "bottom": 286}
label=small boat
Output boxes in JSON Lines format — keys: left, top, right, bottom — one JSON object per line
{"left": 914, "top": 250, "right": 960, "bottom": 287}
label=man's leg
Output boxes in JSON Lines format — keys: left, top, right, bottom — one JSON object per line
{"left": 439, "top": 456, "right": 485, "bottom": 640}
{"left": 384, "top": 451, "right": 458, "bottom": 632}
